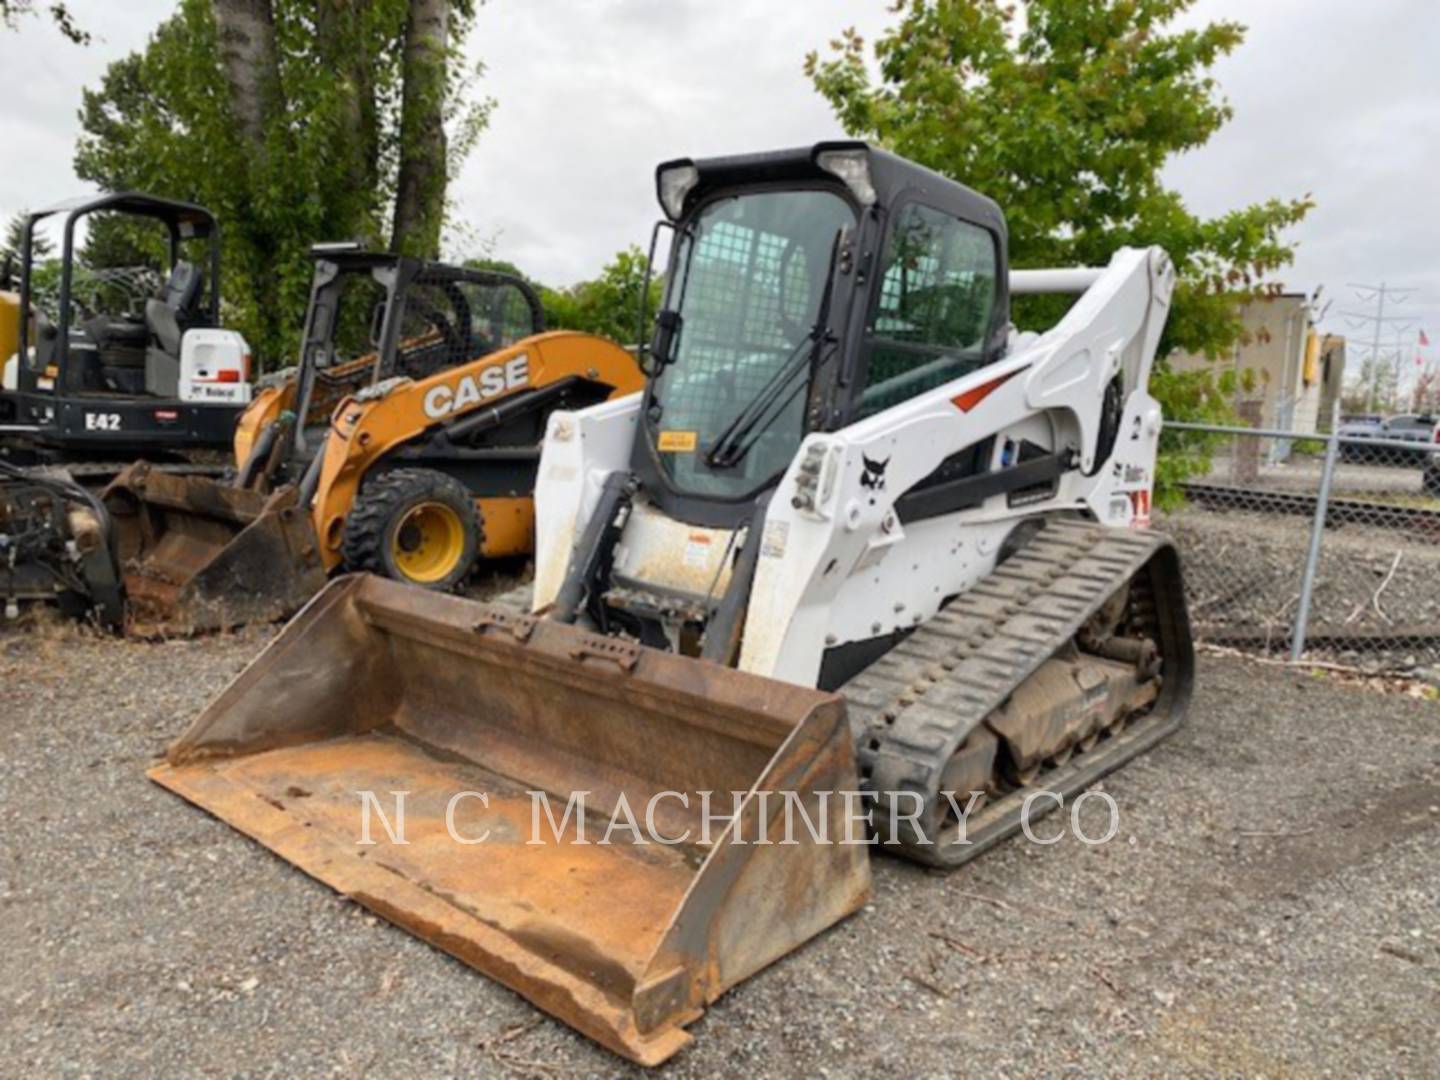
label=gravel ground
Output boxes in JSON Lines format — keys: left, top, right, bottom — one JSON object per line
{"left": 2, "top": 620, "right": 1438, "bottom": 1078}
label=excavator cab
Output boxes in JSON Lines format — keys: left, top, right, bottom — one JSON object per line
{"left": 0, "top": 193, "right": 251, "bottom": 456}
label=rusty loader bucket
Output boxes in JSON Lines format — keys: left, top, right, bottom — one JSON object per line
{"left": 104, "top": 463, "right": 327, "bottom": 636}
{"left": 150, "top": 574, "right": 870, "bottom": 1065}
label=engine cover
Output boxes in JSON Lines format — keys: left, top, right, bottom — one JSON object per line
{"left": 179, "top": 329, "right": 252, "bottom": 406}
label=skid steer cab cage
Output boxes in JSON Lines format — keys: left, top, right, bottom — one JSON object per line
{"left": 151, "top": 574, "right": 870, "bottom": 1065}
{"left": 277, "top": 248, "right": 548, "bottom": 467}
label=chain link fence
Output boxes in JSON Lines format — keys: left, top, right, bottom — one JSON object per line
{"left": 1156, "top": 418, "right": 1440, "bottom": 680}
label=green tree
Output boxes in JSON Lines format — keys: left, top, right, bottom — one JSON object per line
{"left": 2, "top": 211, "right": 52, "bottom": 264}
{"left": 469, "top": 248, "right": 661, "bottom": 347}
{"left": 74, "top": 0, "right": 489, "bottom": 368}
{"left": 78, "top": 213, "right": 171, "bottom": 273}
{"left": 0, "top": 0, "right": 87, "bottom": 43}
{"left": 537, "top": 247, "right": 661, "bottom": 347}
{"left": 462, "top": 255, "right": 529, "bottom": 280}
{"left": 807, "top": 0, "right": 1313, "bottom": 495}
{"left": 1346, "top": 356, "right": 1400, "bottom": 415}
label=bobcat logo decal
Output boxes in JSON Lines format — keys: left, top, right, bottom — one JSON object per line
{"left": 860, "top": 453, "right": 890, "bottom": 492}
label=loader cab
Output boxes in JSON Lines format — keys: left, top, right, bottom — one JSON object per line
{"left": 284, "top": 248, "right": 545, "bottom": 464}
{"left": 637, "top": 142, "right": 1009, "bottom": 527}
{"left": 2, "top": 192, "right": 250, "bottom": 456}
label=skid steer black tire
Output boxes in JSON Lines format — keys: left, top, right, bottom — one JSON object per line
{"left": 341, "top": 468, "right": 481, "bottom": 591}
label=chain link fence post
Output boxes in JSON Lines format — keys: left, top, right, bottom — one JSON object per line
{"left": 1289, "top": 408, "right": 1341, "bottom": 661}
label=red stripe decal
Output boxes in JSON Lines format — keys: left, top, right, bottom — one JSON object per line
{"left": 951, "top": 366, "right": 1027, "bottom": 413}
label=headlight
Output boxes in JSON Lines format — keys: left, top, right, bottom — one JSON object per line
{"left": 657, "top": 163, "right": 700, "bottom": 220}
{"left": 816, "top": 148, "right": 877, "bottom": 206}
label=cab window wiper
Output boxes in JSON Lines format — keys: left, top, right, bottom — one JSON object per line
{"left": 705, "top": 231, "right": 843, "bottom": 470}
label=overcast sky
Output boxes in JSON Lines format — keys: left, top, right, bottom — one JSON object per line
{"left": 2, "top": 0, "right": 1436, "bottom": 374}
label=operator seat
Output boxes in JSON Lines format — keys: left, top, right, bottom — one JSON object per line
{"left": 144, "top": 261, "right": 203, "bottom": 397}
{"left": 84, "top": 310, "right": 149, "bottom": 394}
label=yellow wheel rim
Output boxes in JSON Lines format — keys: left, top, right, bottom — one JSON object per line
{"left": 390, "top": 502, "right": 466, "bottom": 584}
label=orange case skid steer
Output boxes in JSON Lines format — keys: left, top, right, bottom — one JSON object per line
{"left": 104, "top": 248, "right": 642, "bottom": 634}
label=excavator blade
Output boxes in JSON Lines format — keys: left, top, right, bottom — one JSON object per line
{"left": 149, "top": 574, "right": 870, "bottom": 1066}
{"left": 104, "top": 463, "right": 327, "bottom": 636}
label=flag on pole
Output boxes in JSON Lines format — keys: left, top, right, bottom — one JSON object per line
{"left": 1421, "top": 329, "right": 1431, "bottom": 347}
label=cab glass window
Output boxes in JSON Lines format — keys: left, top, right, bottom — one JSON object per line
{"left": 857, "top": 204, "right": 997, "bottom": 420}
{"left": 650, "top": 188, "right": 856, "bottom": 499}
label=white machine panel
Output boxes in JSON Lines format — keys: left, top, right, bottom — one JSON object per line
{"left": 179, "top": 329, "right": 252, "bottom": 405}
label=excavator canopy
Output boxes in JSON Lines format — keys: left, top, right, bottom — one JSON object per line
{"left": 151, "top": 575, "right": 870, "bottom": 1064}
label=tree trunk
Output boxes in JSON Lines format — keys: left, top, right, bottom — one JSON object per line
{"left": 391, "top": 0, "right": 450, "bottom": 258}
{"left": 317, "top": 0, "right": 381, "bottom": 243}
{"left": 211, "top": 0, "right": 279, "bottom": 161}
{"left": 212, "top": 1, "right": 281, "bottom": 364}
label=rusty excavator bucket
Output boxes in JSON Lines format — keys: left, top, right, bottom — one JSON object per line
{"left": 150, "top": 574, "right": 870, "bottom": 1065}
{"left": 104, "top": 462, "right": 326, "bottom": 636}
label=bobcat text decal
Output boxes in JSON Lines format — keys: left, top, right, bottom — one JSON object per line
{"left": 422, "top": 354, "right": 530, "bottom": 420}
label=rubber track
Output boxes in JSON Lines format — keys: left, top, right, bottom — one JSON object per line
{"left": 848, "top": 518, "right": 1193, "bottom": 867}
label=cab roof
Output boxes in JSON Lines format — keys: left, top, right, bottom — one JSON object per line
{"left": 29, "top": 191, "right": 217, "bottom": 237}
{"left": 654, "top": 141, "right": 1006, "bottom": 238}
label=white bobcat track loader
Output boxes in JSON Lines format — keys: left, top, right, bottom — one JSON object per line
{"left": 532, "top": 143, "right": 1192, "bottom": 865}
{"left": 149, "top": 142, "right": 1193, "bottom": 1065}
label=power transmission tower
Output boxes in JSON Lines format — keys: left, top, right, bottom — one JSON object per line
{"left": 1342, "top": 282, "right": 1415, "bottom": 413}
